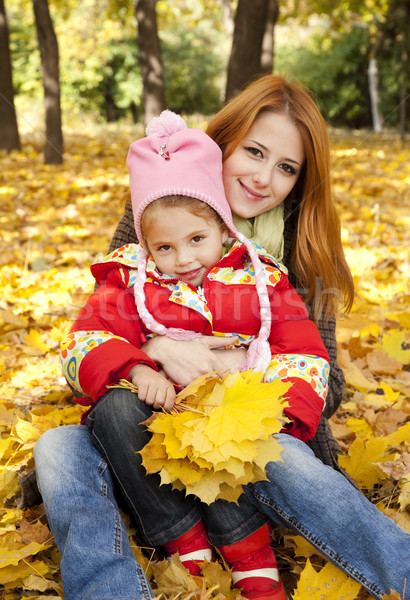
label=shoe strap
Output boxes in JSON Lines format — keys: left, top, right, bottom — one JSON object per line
{"left": 232, "top": 567, "right": 279, "bottom": 585}
{"left": 178, "top": 548, "right": 213, "bottom": 563}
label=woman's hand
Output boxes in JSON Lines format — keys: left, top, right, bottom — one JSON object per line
{"left": 129, "top": 364, "right": 176, "bottom": 411}
{"left": 214, "top": 347, "right": 247, "bottom": 373}
{"left": 141, "top": 336, "right": 238, "bottom": 386}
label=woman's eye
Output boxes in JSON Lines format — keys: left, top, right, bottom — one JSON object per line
{"left": 245, "top": 146, "right": 262, "bottom": 158}
{"left": 192, "top": 235, "right": 204, "bottom": 243}
{"left": 158, "top": 245, "right": 171, "bottom": 252}
{"left": 279, "top": 163, "right": 297, "bottom": 175}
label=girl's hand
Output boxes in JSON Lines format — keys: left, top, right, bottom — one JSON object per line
{"left": 129, "top": 364, "right": 176, "bottom": 411}
{"left": 141, "top": 336, "right": 238, "bottom": 385}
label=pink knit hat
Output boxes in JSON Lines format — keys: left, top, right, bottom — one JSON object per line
{"left": 127, "top": 111, "right": 272, "bottom": 374}
{"left": 128, "top": 111, "right": 235, "bottom": 243}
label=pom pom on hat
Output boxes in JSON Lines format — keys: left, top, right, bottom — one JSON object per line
{"left": 145, "top": 110, "right": 188, "bottom": 138}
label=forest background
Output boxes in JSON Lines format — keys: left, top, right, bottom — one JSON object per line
{"left": 0, "top": 0, "right": 410, "bottom": 599}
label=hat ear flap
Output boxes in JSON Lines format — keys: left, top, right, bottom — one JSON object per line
{"left": 134, "top": 248, "right": 167, "bottom": 336}
{"left": 234, "top": 231, "right": 272, "bottom": 374}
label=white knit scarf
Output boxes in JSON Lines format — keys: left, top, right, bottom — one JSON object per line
{"left": 232, "top": 203, "right": 284, "bottom": 261}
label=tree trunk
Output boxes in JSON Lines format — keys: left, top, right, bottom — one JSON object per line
{"left": 134, "top": 0, "right": 166, "bottom": 124}
{"left": 0, "top": 0, "right": 20, "bottom": 151}
{"left": 260, "top": 0, "right": 279, "bottom": 74}
{"left": 220, "top": 0, "right": 234, "bottom": 36}
{"left": 399, "top": 33, "right": 408, "bottom": 142}
{"left": 225, "top": 0, "right": 269, "bottom": 101}
{"left": 32, "top": 0, "right": 63, "bottom": 164}
{"left": 398, "top": 1, "right": 408, "bottom": 142}
{"left": 368, "top": 57, "right": 383, "bottom": 133}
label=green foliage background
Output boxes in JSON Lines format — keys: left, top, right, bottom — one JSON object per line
{"left": 7, "top": 0, "right": 409, "bottom": 129}
{"left": 275, "top": 24, "right": 408, "bottom": 129}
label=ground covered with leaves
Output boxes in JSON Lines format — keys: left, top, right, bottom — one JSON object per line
{"left": 0, "top": 123, "right": 409, "bottom": 599}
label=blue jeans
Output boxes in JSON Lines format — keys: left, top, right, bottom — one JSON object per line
{"left": 245, "top": 441, "right": 410, "bottom": 599}
{"left": 34, "top": 425, "right": 154, "bottom": 600}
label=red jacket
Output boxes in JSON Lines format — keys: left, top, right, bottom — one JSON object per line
{"left": 61, "top": 241, "right": 329, "bottom": 440}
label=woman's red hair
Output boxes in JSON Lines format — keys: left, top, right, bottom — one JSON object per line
{"left": 206, "top": 74, "right": 354, "bottom": 320}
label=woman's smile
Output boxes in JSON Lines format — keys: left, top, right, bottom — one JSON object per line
{"left": 238, "top": 180, "right": 267, "bottom": 201}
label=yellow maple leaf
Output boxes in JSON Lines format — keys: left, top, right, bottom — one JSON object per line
{"left": 292, "top": 558, "right": 361, "bottom": 599}
{"left": 338, "top": 348, "right": 378, "bottom": 392}
{"left": 184, "top": 466, "right": 259, "bottom": 505}
{"left": 222, "top": 462, "right": 256, "bottom": 487}
{"left": 211, "top": 456, "right": 246, "bottom": 478}
{"left": 382, "top": 591, "right": 405, "bottom": 600}
{"left": 160, "top": 419, "right": 191, "bottom": 460}
{"left": 398, "top": 475, "right": 410, "bottom": 511}
{"left": 363, "top": 381, "right": 401, "bottom": 408}
{"left": 175, "top": 371, "right": 221, "bottom": 406}
{"left": 367, "top": 349, "right": 402, "bottom": 375}
{"left": 150, "top": 555, "right": 199, "bottom": 595}
{"left": 0, "top": 559, "right": 50, "bottom": 586}
{"left": 285, "top": 534, "right": 321, "bottom": 559}
{"left": 338, "top": 436, "right": 390, "bottom": 488}
{"left": 387, "top": 311, "right": 410, "bottom": 329}
{"left": 360, "top": 323, "right": 381, "bottom": 339}
{"left": 0, "top": 470, "right": 20, "bottom": 502}
{"left": 185, "top": 470, "right": 234, "bottom": 504}
{"left": 0, "top": 508, "right": 23, "bottom": 527}
{"left": 345, "top": 364, "right": 378, "bottom": 392}
{"left": 213, "top": 438, "right": 258, "bottom": 463}
{"left": 345, "top": 417, "right": 374, "bottom": 439}
{"left": 175, "top": 414, "right": 213, "bottom": 455}
{"left": 32, "top": 405, "right": 85, "bottom": 426}
{"left": 141, "top": 434, "right": 172, "bottom": 472}
{"left": 0, "top": 541, "right": 52, "bottom": 568}
{"left": 23, "top": 329, "right": 51, "bottom": 353}
{"left": 142, "top": 433, "right": 168, "bottom": 460}
{"left": 11, "top": 416, "right": 44, "bottom": 445}
{"left": 202, "top": 560, "right": 233, "bottom": 597}
{"left": 160, "top": 458, "right": 206, "bottom": 486}
{"left": 388, "top": 422, "right": 410, "bottom": 447}
{"left": 198, "top": 380, "right": 226, "bottom": 413}
{"left": 0, "top": 437, "right": 16, "bottom": 461}
{"left": 196, "top": 445, "right": 228, "bottom": 467}
{"left": 203, "top": 376, "right": 288, "bottom": 446}
{"left": 216, "top": 481, "right": 246, "bottom": 504}
{"left": 253, "top": 437, "right": 283, "bottom": 470}
{"left": 383, "top": 330, "right": 410, "bottom": 364}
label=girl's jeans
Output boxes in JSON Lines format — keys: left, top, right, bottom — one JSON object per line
{"left": 34, "top": 388, "right": 410, "bottom": 600}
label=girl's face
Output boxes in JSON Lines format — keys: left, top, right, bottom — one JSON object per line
{"left": 222, "top": 112, "right": 305, "bottom": 219}
{"left": 144, "top": 206, "right": 228, "bottom": 288}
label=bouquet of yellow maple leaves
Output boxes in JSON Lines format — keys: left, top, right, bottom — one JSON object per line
{"left": 137, "top": 370, "right": 291, "bottom": 504}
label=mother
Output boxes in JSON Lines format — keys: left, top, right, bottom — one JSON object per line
{"left": 34, "top": 75, "right": 410, "bottom": 600}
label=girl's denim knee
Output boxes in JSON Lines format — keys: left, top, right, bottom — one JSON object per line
{"left": 86, "top": 388, "right": 202, "bottom": 545}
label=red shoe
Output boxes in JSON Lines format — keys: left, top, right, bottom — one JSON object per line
{"left": 163, "top": 521, "right": 213, "bottom": 575}
{"left": 219, "top": 525, "right": 287, "bottom": 600}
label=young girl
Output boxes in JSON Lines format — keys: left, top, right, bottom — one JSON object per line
{"left": 60, "top": 111, "right": 329, "bottom": 600}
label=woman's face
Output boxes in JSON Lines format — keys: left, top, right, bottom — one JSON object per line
{"left": 222, "top": 111, "right": 305, "bottom": 219}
